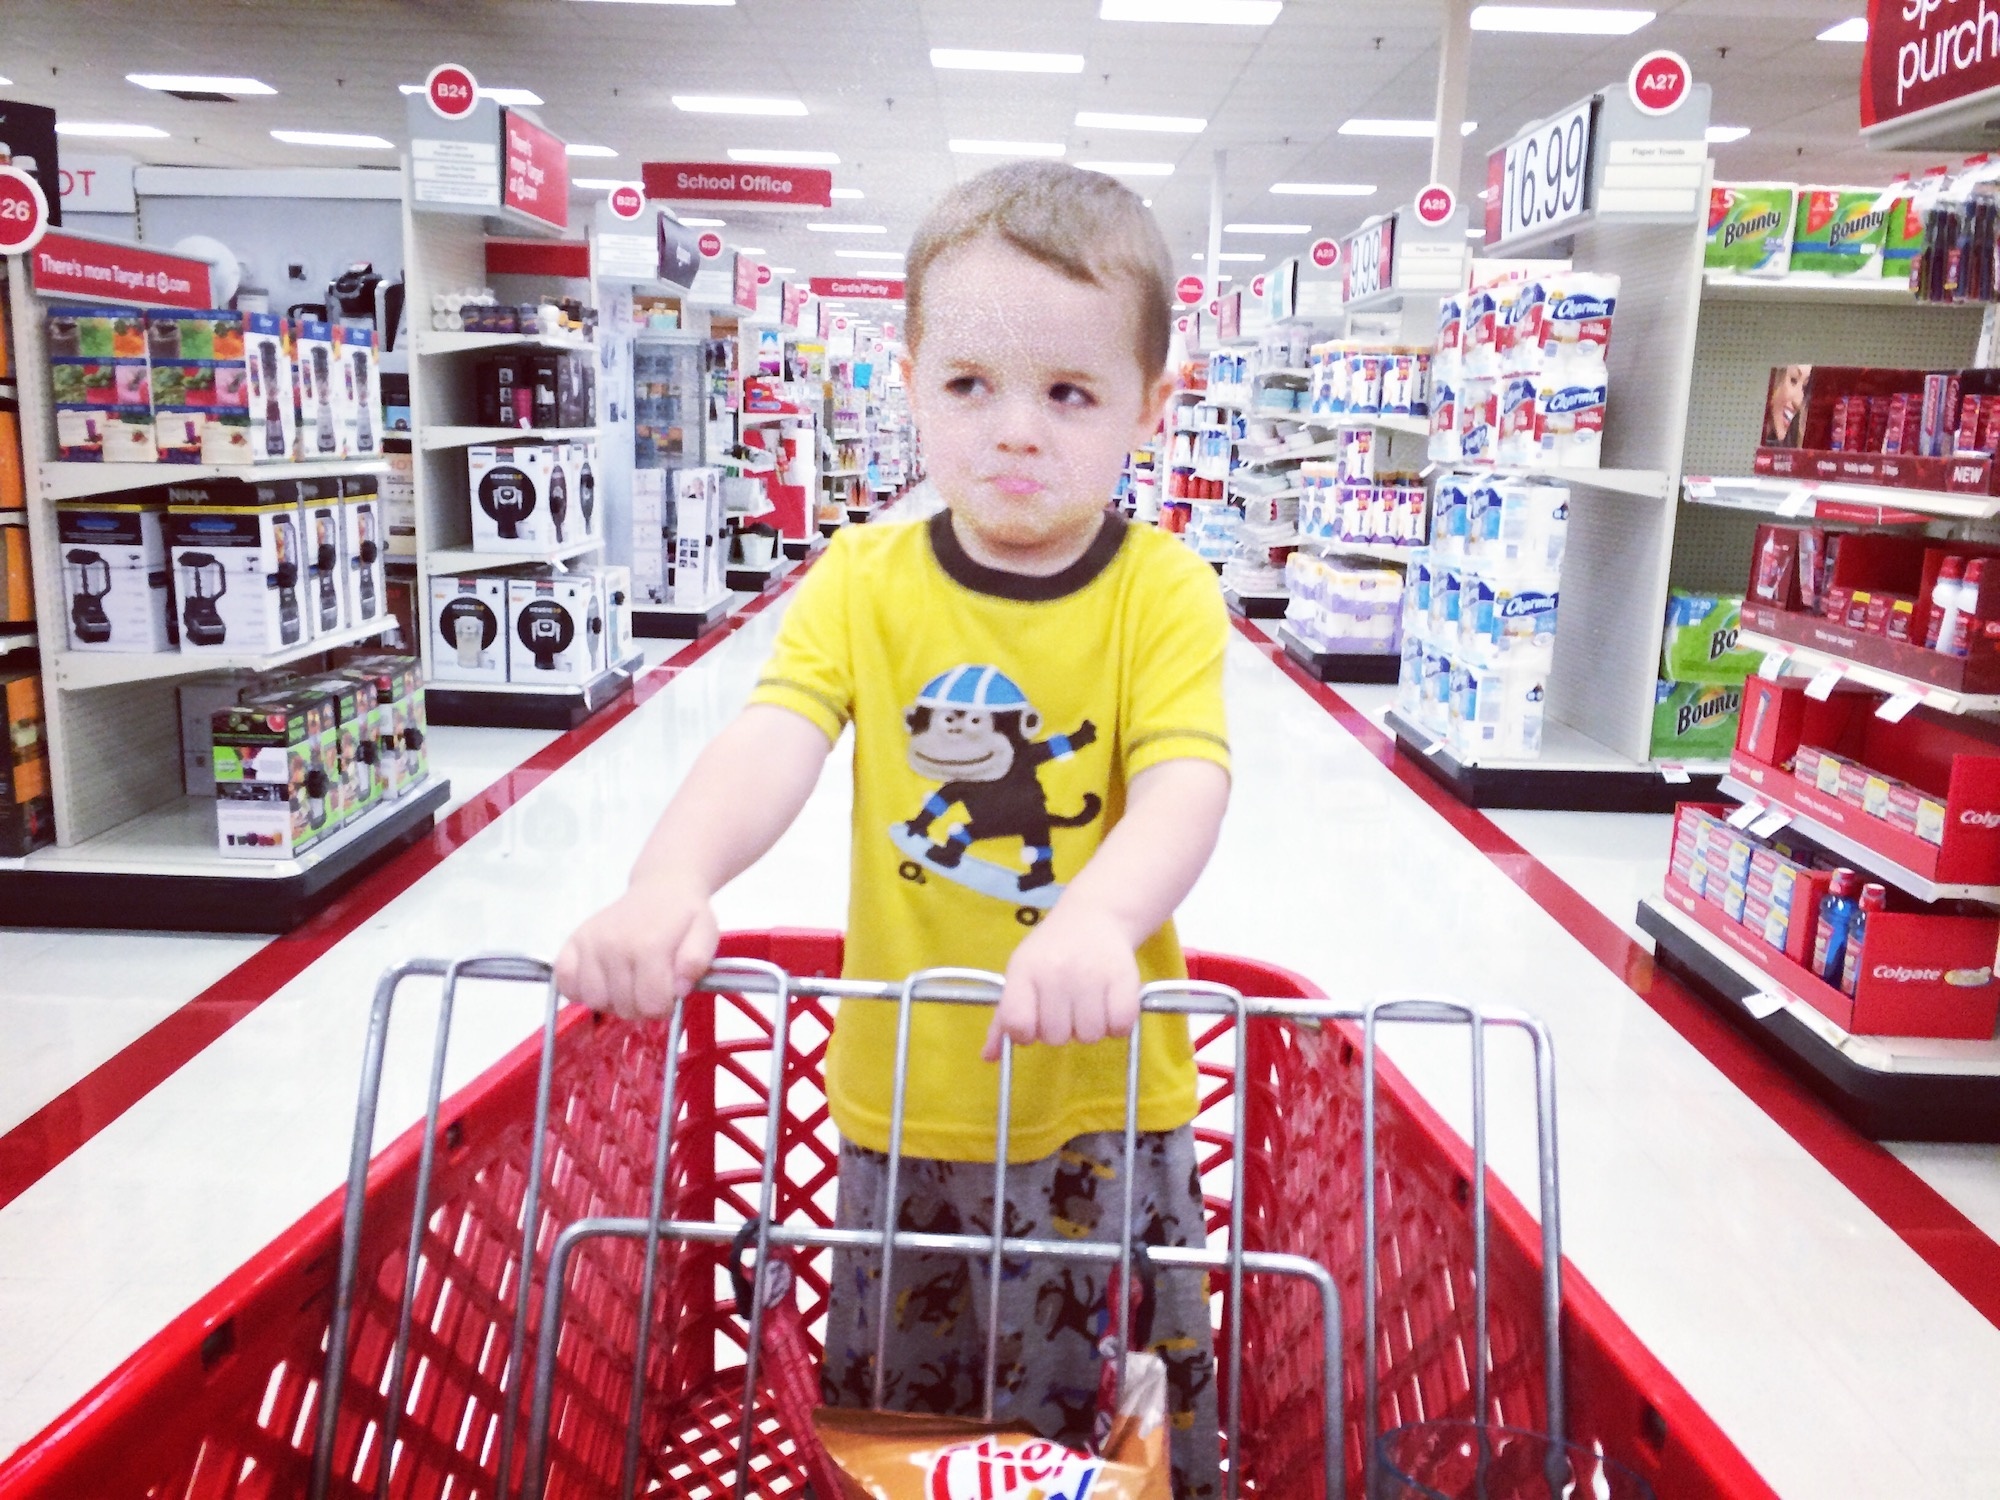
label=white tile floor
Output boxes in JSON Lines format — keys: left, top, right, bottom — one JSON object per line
{"left": 3, "top": 592, "right": 1998, "bottom": 1493}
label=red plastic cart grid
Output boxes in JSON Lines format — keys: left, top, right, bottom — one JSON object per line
{"left": 0, "top": 931, "right": 1774, "bottom": 1499}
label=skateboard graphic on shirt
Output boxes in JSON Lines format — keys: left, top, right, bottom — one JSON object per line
{"left": 893, "top": 665, "right": 1103, "bottom": 927}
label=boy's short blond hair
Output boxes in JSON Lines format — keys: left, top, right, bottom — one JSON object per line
{"left": 904, "top": 160, "right": 1175, "bottom": 379}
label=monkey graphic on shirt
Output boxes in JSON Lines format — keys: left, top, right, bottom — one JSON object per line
{"left": 899, "top": 665, "right": 1101, "bottom": 893}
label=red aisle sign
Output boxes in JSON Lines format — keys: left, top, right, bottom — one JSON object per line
{"left": 1175, "top": 274, "right": 1204, "bottom": 305}
{"left": 808, "top": 276, "right": 904, "bottom": 300}
{"left": 1415, "top": 183, "right": 1456, "bottom": 226}
{"left": 642, "top": 161, "right": 834, "bottom": 209}
{"left": 734, "top": 254, "right": 761, "bottom": 312}
{"left": 1309, "top": 238, "right": 1340, "bottom": 270}
{"left": 425, "top": 63, "right": 479, "bottom": 121}
{"left": 782, "top": 281, "right": 808, "bottom": 328}
{"left": 1217, "top": 291, "right": 1241, "bottom": 342}
{"left": 757, "top": 263, "right": 774, "bottom": 286}
{"left": 1627, "top": 50, "right": 1692, "bottom": 116}
{"left": 502, "top": 110, "right": 568, "bottom": 231}
{"left": 0, "top": 167, "right": 50, "bottom": 255}
{"left": 698, "top": 231, "right": 723, "bottom": 258}
{"left": 608, "top": 183, "right": 646, "bottom": 220}
{"left": 29, "top": 230, "right": 212, "bottom": 308}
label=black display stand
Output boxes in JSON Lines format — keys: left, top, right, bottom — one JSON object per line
{"left": 632, "top": 596, "right": 733, "bottom": 641}
{"left": 1222, "top": 585, "right": 1288, "bottom": 621}
{"left": 1638, "top": 896, "right": 2000, "bottom": 1143}
{"left": 1385, "top": 708, "right": 1721, "bottom": 813}
{"left": 725, "top": 555, "right": 789, "bottom": 594}
{"left": 0, "top": 779, "right": 450, "bottom": 934}
{"left": 428, "top": 653, "right": 644, "bottom": 730}
{"left": 1278, "top": 624, "right": 1402, "bottom": 685}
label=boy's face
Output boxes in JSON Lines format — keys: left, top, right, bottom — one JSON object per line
{"left": 904, "top": 237, "right": 1173, "bottom": 564}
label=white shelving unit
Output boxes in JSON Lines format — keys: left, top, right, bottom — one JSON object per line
{"left": 0, "top": 249, "right": 441, "bottom": 930}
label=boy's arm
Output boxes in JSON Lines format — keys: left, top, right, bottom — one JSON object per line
{"left": 558, "top": 704, "right": 833, "bottom": 1020}
{"left": 984, "top": 757, "right": 1229, "bottom": 1060}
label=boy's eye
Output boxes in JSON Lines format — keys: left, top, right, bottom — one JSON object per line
{"left": 944, "top": 375, "right": 986, "bottom": 397}
{"left": 1050, "top": 383, "right": 1095, "bottom": 408}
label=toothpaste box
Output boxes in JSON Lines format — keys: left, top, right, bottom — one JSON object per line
{"left": 1706, "top": 184, "right": 1797, "bottom": 275}
{"left": 1791, "top": 188, "right": 1891, "bottom": 277}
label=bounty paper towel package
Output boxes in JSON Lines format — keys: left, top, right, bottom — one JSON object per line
{"left": 1881, "top": 195, "right": 1925, "bottom": 281}
{"left": 1651, "top": 681, "right": 1743, "bottom": 760}
{"left": 1661, "top": 590, "right": 1761, "bottom": 684}
{"left": 1706, "top": 185, "right": 1796, "bottom": 275}
{"left": 1791, "top": 189, "right": 1890, "bottom": 277}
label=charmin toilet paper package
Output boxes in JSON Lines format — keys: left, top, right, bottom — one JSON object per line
{"left": 1467, "top": 477, "right": 1569, "bottom": 569}
{"left": 1460, "top": 566, "right": 1561, "bottom": 662}
{"left": 1449, "top": 657, "right": 1548, "bottom": 761}
{"left": 1528, "top": 352, "right": 1609, "bottom": 468}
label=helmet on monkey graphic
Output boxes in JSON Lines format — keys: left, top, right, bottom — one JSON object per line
{"left": 913, "top": 665, "right": 1042, "bottom": 736}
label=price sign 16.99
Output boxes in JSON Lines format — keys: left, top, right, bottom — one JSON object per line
{"left": 1492, "top": 95, "right": 1598, "bottom": 246}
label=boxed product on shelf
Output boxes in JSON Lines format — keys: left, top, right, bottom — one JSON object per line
{"left": 332, "top": 321, "right": 384, "bottom": 459}
{"left": 1663, "top": 804, "right": 2000, "bottom": 1039}
{"left": 243, "top": 312, "right": 296, "bottom": 462}
{"left": 557, "top": 437, "right": 600, "bottom": 541}
{"left": 1789, "top": 188, "right": 1891, "bottom": 278}
{"left": 1705, "top": 184, "right": 1797, "bottom": 275}
{"left": 1754, "top": 363, "right": 2000, "bottom": 490}
{"left": 331, "top": 651, "right": 429, "bottom": 798}
{"left": 0, "top": 667, "right": 53, "bottom": 857}
{"left": 469, "top": 442, "right": 564, "bottom": 552}
{"left": 340, "top": 477, "right": 388, "bottom": 627}
{"left": 579, "top": 564, "right": 633, "bottom": 665}
{"left": 1, "top": 404, "right": 24, "bottom": 510}
{"left": 55, "top": 501, "right": 174, "bottom": 652}
{"left": 1466, "top": 475, "right": 1567, "bottom": 569}
{"left": 1882, "top": 193, "right": 1925, "bottom": 281}
{"left": 429, "top": 574, "right": 507, "bottom": 683}
{"left": 2, "top": 522, "right": 32, "bottom": 626}
{"left": 631, "top": 468, "right": 670, "bottom": 606}
{"left": 48, "top": 342, "right": 156, "bottom": 464}
{"left": 1651, "top": 681, "right": 1743, "bottom": 760}
{"left": 669, "top": 466, "right": 726, "bottom": 606}
{"left": 507, "top": 573, "right": 602, "bottom": 685}
{"left": 163, "top": 495, "right": 311, "bottom": 654}
{"left": 300, "top": 671, "right": 378, "bottom": 825}
{"left": 294, "top": 318, "right": 341, "bottom": 460}
{"left": 1447, "top": 656, "right": 1547, "bottom": 761}
{"left": 177, "top": 670, "right": 273, "bottom": 795}
{"left": 211, "top": 688, "right": 336, "bottom": 859}
{"left": 1662, "top": 590, "right": 1759, "bottom": 685}
{"left": 147, "top": 310, "right": 254, "bottom": 465}
{"left": 1283, "top": 554, "right": 1401, "bottom": 656}
{"left": 302, "top": 482, "right": 351, "bottom": 639}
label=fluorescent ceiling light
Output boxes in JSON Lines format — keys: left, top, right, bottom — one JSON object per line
{"left": 1470, "top": 5, "right": 1654, "bottom": 34}
{"left": 831, "top": 186, "right": 865, "bottom": 198}
{"left": 1271, "top": 181, "right": 1376, "bottom": 196}
{"left": 738, "top": 246, "right": 767, "bottom": 255}
{"left": 568, "top": 0, "right": 735, "bottom": 5}
{"left": 1076, "top": 160, "right": 1175, "bottom": 176}
{"left": 0, "top": 78, "right": 11, "bottom": 87}
{"left": 1100, "top": 0, "right": 1281, "bottom": 21}
{"left": 1225, "top": 222, "right": 1311, "bottom": 233}
{"left": 271, "top": 129, "right": 394, "bottom": 148}
{"left": 1339, "top": 118, "right": 1478, "bottom": 138}
{"left": 769, "top": 266, "right": 797, "bottom": 274}
{"left": 1076, "top": 110, "right": 1206, "bottom": 134}
{"left": 836, "top": 249, "right": 906, "bottom": 260}
{"left": 1818, "top": 17, "right": 1867, "bottom": 41}
{"left": 127, "top": 73, "right": 276, "bottom": 95}
{"left": 673, "top": 95, "right": 807, "bottom": 116}
{"left": 678, "top": 216, "right": 726, "bottom": 226}
{"left": 807, "top": 222, "right": 887, "bottom": 233}
{"left": 56, "top": 122, "right": 169, "bottom": 138}
{"left": 1218, "top": 274, "right": 1234, "bottom": 282}
{"left": 397, "top": 83, "right": 543, "bottom": 106}
{"left": 572, "top": 177, "right": 628, "bottom": 189}
{"left": 728, "top": 147, "right": 839, "bottom": 165}
{"left": 930, "top": 48, "right": 1085, "bottom": 73}
{"left": 950, "top": 139, "right": 1065, "bottom": 157}
{"left": 1467, "top": 227, "right": 1486, "bottom": 237}
{"left": 567, "top": 143, "right": 619, "bottom": 157}
{"left": 1192, "top": 251, "right": 1265, "bottom": 262}
{"left": 1706, "top": 125, "right": 1750, "bottom": 144}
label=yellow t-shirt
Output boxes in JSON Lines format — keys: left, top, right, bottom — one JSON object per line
{"left": 749, "top": 509, "right": 1231, "bottom": 1163}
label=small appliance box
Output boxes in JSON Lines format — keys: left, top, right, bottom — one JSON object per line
{"left": 329, "top": 653, "right": 427, "bottom": 800}
{"left": 300, "top": 672, "right": 379, "bottom": 826}
{"left": 243, "top": 311, "right": 296, "bottom": 462}
{"left": 558, "top": 438, "right": 601, "bottom": 540}
{"left": 163, "top": 499, "right": 310, "bottom": 654}
{"left": 469, "top": 443, "right": 562, "bottom": 552}
{"left": 630, "top": 467, "right": 670, "bottom": 604}
{"left": 45, "top": 305, "right": 156, "bottom": 463}
{"left": 177, "top": 670, "right": 271, "bottom": 795}
{"left": 340, "top": 477, "right": 388, "bottom": 627}
{"left": 55, "top": 502, "right": 174, "bottom": 653}
{"left": 146, "top": 309, "right": 254, "bottom": 465}
{"left": 294, "top": 318, "right": 342, "bottom": 459}
{"left": 211, "top": 689, "right": 336, "bottom": 859}
{"left": 583, "top": 563, "right": 633, "bottom": 664}
{"left": 300, "top": 480, "right": 352, "bottom": 638}
{"left": 429, "top": 574, "right": 508, "bottom": 683}
{"left": 333, "top": 320, "right": 384, "bottom": 459}
{"left": 669, "top": 465, "right": 725, "bottom": 606}
{"left": 508, "top": 574, "right": 600, "bottom": 684}
{"left": 1, "top": 668, "right": 53, "bottom": 858}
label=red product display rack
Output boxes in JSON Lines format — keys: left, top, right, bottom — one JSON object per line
{"left": 0, "top": 931, "right": 1768, "bottom": 1500}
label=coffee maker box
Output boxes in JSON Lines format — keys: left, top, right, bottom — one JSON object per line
{"left": 469, "top": 443, "right": 562, "bottom": 552}
{"left": 631, "top": 467, "right": 670, "bottom": 605}
{"left": 294, "top": 318, "right": 341, "bottom": 460}
{"left": 55, "top": 502, "right": 174, "bottom": 652}
{"left": 163, "top": 500, "right": 310, "bottom": 655}
{"left": 670, "top": 466, "right": 725, "bottom": 606}
{"left": 147, "top": 310, "right": 254, "bottom": 465}
{"left": 429, "top": 573, "right": 508, "bottom": 683}
{"left": 333, "top": 320, "right": 383, "bottom": 459}
{"left": 582, "top": 563, "right": 633, "bottom": 665}
{"left": 340, "top": 477, "right": 388, "bottom": 628}
{"left": 507, "top": 573, "right": 599, "bottom": 684}
{"left": 301, "top": 482, "right": 351, "bottom": 639}
{"left": 561, "top": 437, "right": 601, "bottom": 540}
{"left": 45, "top": 305, "right": 156, "bottom": 463}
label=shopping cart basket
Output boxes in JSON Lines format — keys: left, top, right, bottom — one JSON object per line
{"left": 0, "top": 931, "right": 1771, "bottom": 1500}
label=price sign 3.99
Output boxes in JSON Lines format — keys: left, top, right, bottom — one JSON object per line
{"left": 1492, "top": 94, "right": 1599, "bottom": 246}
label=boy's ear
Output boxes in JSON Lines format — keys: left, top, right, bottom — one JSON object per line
{"left": 1134, "top": 368, "right": 1177, "bottom": 447}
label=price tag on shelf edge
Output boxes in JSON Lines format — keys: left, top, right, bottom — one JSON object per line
{"left": 1877, "top": 691, "right": 1923, "bottom": 723}
{"left": 1741, "top": 990, "right": 1787, "bottom": 1020}
{"left": 1658, "top": 762, "right": 1692, "bottom": 784}
{"left": 1749, "top": 807, "right": 1793, "bottom": 838}
{"left": 0, "top": 166, "right": 50, "bottom": 256}
{"left": 1759, "top": 648, "right": 1791, "bottom": 679}
{"left": 1803, "top": 665, "right": 1844, "bottom": 701}
{"left": 1726, "top": 801, "right": 1765, "bottom": 829}
{"left": 1776, "top": 485, "right": 1818, "bottom": 518}
{"left": 1491, "top": 93, "right": 1596, "bottom": 246}
{"left": 1683, "top": 477, "right": 1716, "bottom": 501}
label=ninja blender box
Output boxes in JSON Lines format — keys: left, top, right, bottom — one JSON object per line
{"left": 294, "top": 318, "right": 342, "bottom": 460}
{"left": 339, "top": 476, "right": 388, "bottom": 628}
{"left": 146, "top": 310, "right": 254, "bottom": 465}
{"left": 300, "top": 478, "right": 352, "bottom": 639}
{"left": 163, "top": 495, "right": 312, "bottom": 656}
{"left": 45, "top": 305, "right": 156, "bottom": 463}
{"left": 298, "top": 671, "right": 380, "bottom": 825}
{"left": 54, "top": 502, "right": 174, "bottom": 653}
{"left": 329, "top": 652, "right": 428, "bottom": 800}
{"left": 332, "top": 320, "right": 384, "bottom": 460}
{"left": 244, "top": 312, "right": 296, "bottom": 462}
{"left": 429, "top": 573, "right": 508, "bottom": 683}
{"left": 468, "top": 443, "right": 563, "bottom": 553}
{"left": 211, "top": 688, "right": 337, "bottom": 859}
{"left": 507, "top": 573, "right": 602, "bottom": 685}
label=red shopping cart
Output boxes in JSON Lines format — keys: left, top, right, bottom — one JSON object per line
{"left": 0, "top": 931, "right": 1773, "bottom": 1500}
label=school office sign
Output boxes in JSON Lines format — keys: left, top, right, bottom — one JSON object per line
{"left": 642, "top": 161, "right": 833, "bottom": 211}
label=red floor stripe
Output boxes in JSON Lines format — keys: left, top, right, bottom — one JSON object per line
{"left": 0, "top": 576, "right": 802, "bottom": 1213}
{"left": 1233, "top": 616, "right": 2000, "bottom": 1329}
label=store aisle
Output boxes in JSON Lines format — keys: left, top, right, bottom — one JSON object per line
{"left": 4, "top": 587, "right": 2000, "bottom": 1494}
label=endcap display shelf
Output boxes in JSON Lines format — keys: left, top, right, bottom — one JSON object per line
{"left": 631, "top": 595, "right": 732, "bottom": 641}
{"left": 428, "top": 650, "right": 644, "bottom": 729}
{"left": 1387, "top": 709, "right": 1724, "bottom": 812}
{"left": 1278, "top": 624, "right": 1401, "bottom": 685}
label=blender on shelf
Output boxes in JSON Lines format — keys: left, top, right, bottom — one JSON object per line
{"left": 56, "top": 501, "right": 174, "bottom": 653}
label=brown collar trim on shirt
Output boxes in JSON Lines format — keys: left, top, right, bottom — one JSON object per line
{"left": 927, "top": 509, "right": 1129, "bottom": 603}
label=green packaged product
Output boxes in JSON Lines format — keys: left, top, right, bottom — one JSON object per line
{"left": 1652, "top": 681, "right": 1743, "bottom": 761}
{"left": 1661, "top": 590, "right": 1761, "bottom": 684}
{"left": 1705, "top": 184, "right": 1795, "bottom": 275}
{"left": 1791, "top": 188, "right": 1889, "bottom": 276}
{"left": 1881, "top": 195, "right": 1925, "bottom": 280}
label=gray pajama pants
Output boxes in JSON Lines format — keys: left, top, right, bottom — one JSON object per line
{"left": 819, "top": 1127, "right": 1222, "bottom": 1500}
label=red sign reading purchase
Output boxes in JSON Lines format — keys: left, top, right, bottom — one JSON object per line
{"left": 1862, "top": 0, "right": 2000, "bottom": 127}
{"left": 502, "top": 109, "right": 568, "bottom": 231}
{"left": 30, "top": 230, "right": 212, "bottom": 309}
{"left": 808, "top": 276, "right": 904, "bottom": 301}
{"left": 642, "top": 161, "right": 834, "bottom": 209}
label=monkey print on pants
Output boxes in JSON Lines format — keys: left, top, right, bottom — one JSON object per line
{"left": 898, "top": 665, "right": 1102, "bottom": 894}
